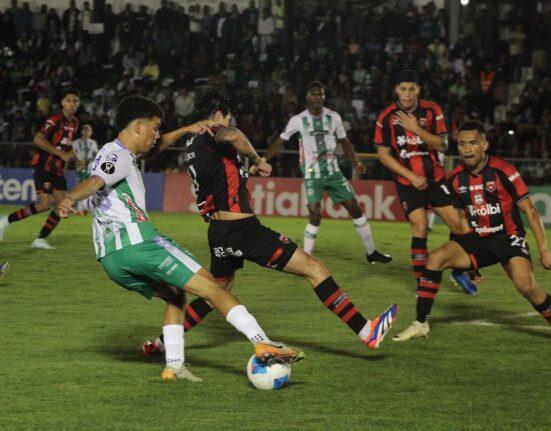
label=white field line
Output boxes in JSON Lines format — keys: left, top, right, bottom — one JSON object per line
{"left": 452, "top": 319, "right": 551, "bottom": 331}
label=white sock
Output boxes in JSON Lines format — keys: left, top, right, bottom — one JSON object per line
{"left": 358, "top": 320, "right": 372, "bottom": 340}
{"left": 226, "top": 304, "right": 269, "bottom": 343}
{"left": 353, "top": 216, "right": 375, "bottom": 255}
{"left": 303, "top": 223, "right": 319, "bottom": 255}
{"left": 155, "top": 336, "right": 165, "bottom": 352}
{"left": 427, "top": 212, "right": 436, "bottom": 229}
{"left": 163, "top": 324, "right": 184, "bottom": 369}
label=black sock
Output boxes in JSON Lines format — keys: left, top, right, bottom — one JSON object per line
{"left": 38, "top": 211, "right": 60, "bottom": 239}
{"left": 313, "top": 276, "right": 367, "bottom": 334}
{"left": 183, "top": 298, "right": 213, "bottom": 330}
{"left": 416, "top": 269, "right": 443, "bottom": 323}
{"left": 532, "top": 294, "right": 551, "bottom": 326}
{"left": 411, "top": 237, "right": 428, "bottom": 282}
{"left": 8, "top": 204, "right": 37, "bottom": 223}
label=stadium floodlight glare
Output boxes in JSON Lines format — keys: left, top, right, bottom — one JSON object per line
{"left": 461, "top": 0, "right": 470, "bottom": 5}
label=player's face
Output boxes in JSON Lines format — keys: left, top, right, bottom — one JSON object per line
{"left": 458, "top": 130, "right": 489, "bottom": 169}
{"left": 82, "top": 127, "right": 92, "bottom": 139}
{"left": 306, "top": 88, "right": 325, "bottom": 111}
{"left": 395, "top": 82, "right": 419, "bottom": 109}
{"left": 137, "top": 117, "right": 161, "bottom": 154}
{"left": 62, "top": 94, "right": 80, "bottom": 117}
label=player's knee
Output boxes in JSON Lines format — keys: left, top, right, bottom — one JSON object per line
{"left": 305, "top": 255, "right": 330, "bottom": 281}
{"left": 426, "top": 251, "right": 446, "bottom": 271}
{"left": 411, "top": 222, "right": 428, "bottom": 238}
{"left": 514, "top": 278, "right": 537, "bottom": 298}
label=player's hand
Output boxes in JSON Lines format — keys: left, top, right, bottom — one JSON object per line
{"left": 60, "top": 151, "right": 75, "bottom": 162}
{"left": 76, "top": 160, "right": 85, "bottom": 170}
{"left": 468, "top": 269, "right": 483, "bottom": 284}
{"left": 410, "top": 174, "right": 428, "bottom": 190}
{"left": 57, "top": 197, "right": 77, "bottom": 218}
{"left": 396, "top": 111, "right": 420, "bottom": 133}
{"left": 354, "top": 161, "right": 366, "bottom": 174}
{"left": 187, "top": 120, "right": 216, "bottom": 135}
{"left": 540, "top": 249, "right": 551, "bottom": 270}
{"left": 254, "top": 160, "right": 272, "bottom": 177}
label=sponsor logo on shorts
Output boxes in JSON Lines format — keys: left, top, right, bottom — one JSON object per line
{"left": 279, "top": 234, "right": 291, "bottom": 244}
{"left": 158, "top": 256, "right": 174, "bottom": 270}
{"left": 101, "top": 162, "right": 115, "bottom": 174}
{"left": 485, "top": 181, "right": 496, "bottom": 193}
{"left": 213, "top": 247, "right": 243, "bottom": 258}
{"left": 166, "top": 264, "right": 178, "bottom": 275}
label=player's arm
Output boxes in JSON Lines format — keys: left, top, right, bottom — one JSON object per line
{"left": 216, "top": 126, "right": 271, "bottom": 177}
{"left": 263, "top": 136, "right": 286, "bottom": 162}
{"left": 157, "top": 120, "right": 215, "bottom": 153}
{"left": 518, "top": 198, "right": 551, "bottom": 269}
{"left": 395, "top": 111, "right": 447, "bottom": 152}
{"left": 338, "top": 137, "right": 365, "bottom": 174}
{"left": 58, "top": 175, "right": 105, "bottom": 217}
{"left": 376, "top": 146, "right": 428, "bottom": 190}
{"left": 33, "top": 131, "right": 74, "bottom": 161}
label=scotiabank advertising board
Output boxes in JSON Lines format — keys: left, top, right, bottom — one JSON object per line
{"left": 163, "top": 174, "right": 407, "bottom": 221}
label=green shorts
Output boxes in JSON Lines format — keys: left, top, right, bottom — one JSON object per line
{"left": 100, "top": 235, "right": 202, "bottom": 299}
{"left": 304, "top": 171, "right": 355, "bottom": 204}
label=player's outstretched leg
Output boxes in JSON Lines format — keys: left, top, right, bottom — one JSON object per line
{"left": 283, "top": 248, "right": 398, "bottom": 349}
{"left": 0, "top": 192, "right": 51, "bottom": 242}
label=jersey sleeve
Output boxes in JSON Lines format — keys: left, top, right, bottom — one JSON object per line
{"left": 374, "top": 112, "right": 390, "bottom": 147}
{"left": 499, "top": 164, "right": 530, "bottom": 204}
{"left": 431, "top": 103, "right": 447, "bottom": 135}
{"left": 334, "top": 113, "right": 347, "bottom": 139}
{"left": 39, "top": 116, "right": 59, "bottom": 140}
{"left": 279, "top": 116, "right": 299, "bottom": 141}
{"left": 449, "top": 174, "right": 464, "bottom": 209}
{"left": 91, "top": 150, "right": 133, "bottom": 186}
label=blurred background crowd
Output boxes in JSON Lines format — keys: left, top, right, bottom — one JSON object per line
{"left": 0, "top": 0, "right": 550, "bottom": 184}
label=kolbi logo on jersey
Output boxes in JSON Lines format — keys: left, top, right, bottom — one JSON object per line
{"left": 467, "top": 203, "right": 501, "bottom": 217}
{"left": 396, "top": 135, "right": 422, "bottom": 147}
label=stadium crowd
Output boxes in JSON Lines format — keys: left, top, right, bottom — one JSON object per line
{"left": 0, "top": 0, "right": 550, "bottom": 183}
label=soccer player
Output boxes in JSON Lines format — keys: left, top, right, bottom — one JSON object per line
{"left": 57, "top": 95, "right": 303, "bottom": 381}
{"left": 72, "top": 124, "right": 99, "bottom": 214}
{"left": 143, "top": 86, "right": 397, "bottom": 356}
{"left": 0, "top": 88, "right": 80, "bottom": 249}
{"left": 393, "top": 120, "right": 551, "bottom": 341}
{"left": 263, "top": 81, "right": 391, "bottom": 263}
{"left": 375, "top": 70, "right": 477, "bottom": 294}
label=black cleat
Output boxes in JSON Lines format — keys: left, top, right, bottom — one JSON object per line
{"left": 367, "top": 250, "right": 392, "bottom": 264}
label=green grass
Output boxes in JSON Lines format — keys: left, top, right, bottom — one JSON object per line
{"left": 0, "top": 204, "right": 550, "bottom": 431}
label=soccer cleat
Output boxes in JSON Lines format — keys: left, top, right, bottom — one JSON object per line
{"left": 0, "top": 216, "right": 8, "bottom": 241}
{"left": 367, "top": 250, "right": 393, "bottom": 264}
{"left": 142, "top": 339, "right": 164, "bottom": 356}
{"left": 0, "top": 261, "right": 9, "bottom": 277}
{"left": 363, "top": 303, "right": 398, "bottom": 349}
{"left": 162, "top": 365, "right": 203, "bottom": 382}
{"left": 254, "top": 341, "right": 305, "bottom": 363}
{"left": 450, "top": 271, "right": 478, "bottom": 296}
{"left": 31, "top": 238, "right": 56, "bottom": 249}
{"left": 392, "top": 320, "right": 430, "bottom": 342}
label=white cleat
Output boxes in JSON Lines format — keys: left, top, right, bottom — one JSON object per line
{"left": 162, "top": 365, "right": 203, "bottom": 382}
{"left": 0, "top": 216, "right": 9, "bottom": 241}
{"left": 31, "top": 238, "right": 56, "bottom": 249}
{"left": 0, "top": 261, "right": 9, "bottom": 276}
{"left": 392, "top": 320, "right": 430, "bottom": 342}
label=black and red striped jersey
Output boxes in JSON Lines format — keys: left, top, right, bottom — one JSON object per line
{"left": 448, "top": 156, "right": 530, "bottom": 238}
{"left": 31, "top": 111, "right": 79, "bottom": 175}
{"left": 374, "top": 100, "right": 447, "bottom": 186}
{"left": 185, "top": 125, "right": 253, "bottom": 220}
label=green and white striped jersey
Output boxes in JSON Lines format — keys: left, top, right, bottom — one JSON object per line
{"left": 90, "top": 140, "right": 157, "bottom": 259}
{"left": 72, "top": 138, "right": 99, "bottom": 173}
{"left": 280, "top": 107, "right": 347, "bottom": 179}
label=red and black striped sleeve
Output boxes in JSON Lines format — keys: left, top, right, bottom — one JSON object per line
{"left": 448, "top": 165, "right": 465, "bottom": 209}
{"left": 491, "top": 158, "right": 530, "bottom": 204}
{"left": 424, "top": 101, "right": 447, "bottom": 135}
{"left": 39, "top": 112, "right": 61, "bottom": 140}
{"left": 374, "top": 105, "right": 395, "bottom": 147}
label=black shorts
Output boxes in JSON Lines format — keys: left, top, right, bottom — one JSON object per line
{"left": 33, "top": 169, "right": 67, "bottom": 194}
{"left": 454, "top": 233, "right": 531, "bottom": 270}
{"left": 208, "top": 216, "right": 298, "bottom": 278}
{"left": 395, "top": 178, "right": 453, "bottom": 216}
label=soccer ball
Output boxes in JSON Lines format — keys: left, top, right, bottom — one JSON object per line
{"left": 246, "top": 355, "right": 291, "bottom": 390}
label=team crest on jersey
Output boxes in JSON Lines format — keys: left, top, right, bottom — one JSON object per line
{"left": 418, "top": 118, "right": 427, "bottom": 127}
{"left": 485, "top": 181, "right": 496, "bottom": 193}
{"left": 474, "top": 193, "right": 484, "bottom": 205}
{"left": 279, "top": 234, "right": 291, "bottom": 244}
{"left": 101, "top": 162, "right": 115, "bottom": 174}
{"left": 43, "top": 182, "right": 51, "bottom": 190}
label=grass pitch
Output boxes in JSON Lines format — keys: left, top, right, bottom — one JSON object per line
{"left": 0, "top": 204, "right": 550, "bottom": 431}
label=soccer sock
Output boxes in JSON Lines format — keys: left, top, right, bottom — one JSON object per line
{"left": 225, "top": 304, "right": 269, "bottom": 343}
{"left": 313, "top": 276, "right": 368, "bottom": 335}
{"left": 163, "top": 324, "right": 184, "bottom": 369}
{"left": 303, "top": 223, "right": 319, "bottom": 255}
{"left": 532, "top": 294, "right": 551, "bottom": 326}
{"left": 411, "top": 237, "right": 428, "bottom": 282}
{"left": 184, "top": 298, "right": 214, "bottom": 331}
{"left": 7, "top": 204, "right": 38, "bottom": 223}
{"left": 416, "top": 269, "right": 443, "bottom": 323}
{"left": 352, "top": 215, "right": 376, "bottom": 255}
{"left": 38, "top": 211, "right": 60, "bottom": 239}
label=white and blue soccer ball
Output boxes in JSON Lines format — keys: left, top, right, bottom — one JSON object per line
{"left": 246, "top": 355, "right": 291, "bottom": 390}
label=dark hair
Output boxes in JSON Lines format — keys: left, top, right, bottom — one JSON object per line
{"left": 458, "top": 120, "right": 486, "bottom": 135}
{"left": 61, "top": 87, "right": 81, "bottom": 99}
{"left": 115, "top": 95, "right": 163, "bottom": 131}
{"left": 194, "top": 85, "right": 232, "bottom": 119}
{"left": 396, "top": 69, "right": 419, "bottom": 85}
{"left": 306, "top": 81, "right": 325, "bottom": 95}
